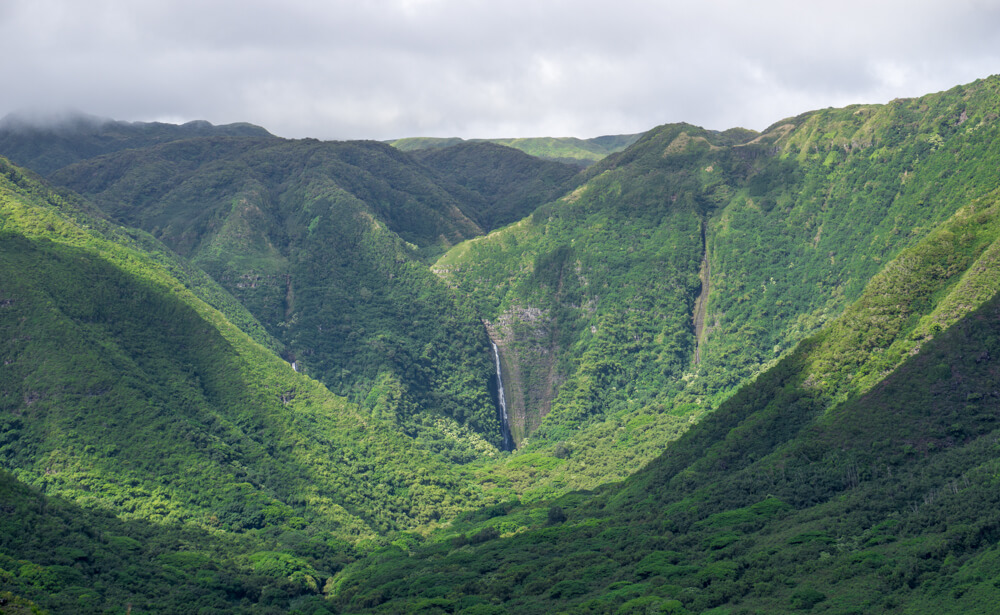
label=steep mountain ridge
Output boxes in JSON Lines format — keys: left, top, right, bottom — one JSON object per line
{"left": 389, "top": 133, "right": 642, "bottom": 166}
{"left": 330, "top": 179, "right": 1000, "bottom": 613}
{"left": 44, "top": 137, "right": 515, "bottom": 449}
{"left": 4, "top": 76, "right": 1000, "bottom": 613}
{"left": 409, "top": 141, "right": 583, "bottom": 231}
{"left": 38, "top": 134, "right": 588, "bottom": 452}
{"left": 435, "top": 76, "right": 1000, "bottom": 501}
{"left": 0, "top": 111, "right": 274, "bottom": 175}
{"left": 49, "top": 136, "right": 483, "bottom": 253}
{"left": 0, "top": 157, "right": 503, "bottom": 542}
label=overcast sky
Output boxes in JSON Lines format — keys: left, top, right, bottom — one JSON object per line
{"left": 2, "top": 0, "right": 999, "bottom": 140}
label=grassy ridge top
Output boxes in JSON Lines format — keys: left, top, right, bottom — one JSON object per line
{"left": 390, "top": 133, "right": 642, "bottom": 166}
{"left": 45, "top": 137, "right": 516, "bottom": 450}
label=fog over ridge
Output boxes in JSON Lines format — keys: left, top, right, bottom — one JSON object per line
{"left": 1, "top": 0, "right": 998, "bottom": 140}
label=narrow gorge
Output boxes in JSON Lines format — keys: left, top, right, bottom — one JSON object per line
{"left": 692, "top": 221, "right": 710, "bottom": 364}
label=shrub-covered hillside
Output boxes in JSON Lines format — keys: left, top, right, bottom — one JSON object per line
{"left": 410, "top": 141, "right": 583, "bottom": 231}
{"left": 389, "top": 133, "right": 641, "bottom": 167}
{"left": 330, "top": 183, "right": 1000, "bottom": 614}
{"left": 0, "top": 156, "right": 517, "bottom": 612}
{"left": 435, "top": 76, "right": 1000, "bottom": 501}
{"left": 45, "top": 138, "right": 518, "bottom": 450}
{"left": 5, "top": 75, "right": 1000, "bottom": 613}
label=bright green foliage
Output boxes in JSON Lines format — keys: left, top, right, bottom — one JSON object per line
{"left": 0, "top": 590, "right": 45, "bottom": 615}
{"left": 410, "top": 141, "right": 583, "bottom": 230}
{"left": 436, "top": 76, "right": 1000, "bottom": 501}
{"left": 389, "top": 133, "right": 641, "bottom": 166}
{"left": 0, "top": 158, "right": 502, "bottom": 544}
{"left": 330, "top": 189, "right": 1000, "bottom": 613}
{"left": 47, "top": 137, "right": 512, "bottom": 450}
{"left": 0, "top": 469, "right": 296, "bottom": 614}
{"left": 7, "top": 77, "right": 1000, "bottom": 614}
{"left": 433, "top": 124, "right": 714, "bottom": 455}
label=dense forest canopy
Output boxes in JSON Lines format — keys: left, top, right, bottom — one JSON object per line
{"left": 2, "top": 76, "right": 1000, "bottom": 613}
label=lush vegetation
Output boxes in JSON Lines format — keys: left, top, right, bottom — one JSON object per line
{"left": 389, "top": 134, "right": 641, "bottom": 166}
{"left": 4, "top": 76, "right": 1000, "bottom": 613}
{"left": 0, "top": 160, "right": 522, "bottom": 611}
{"left": 0, "top": 469, "right": 345, "bottom": 614}
{"left": 330, "top": 190, "right": 1000, "bottom": 613}
{"left": 0, "top": 111, "right": 273, "bottom": 175}
{"left": 47, "top": 137, "right": 514, "bottom": 452}
{"left": 433, "top": 76, "right": 1000, "bottom": 502}
{"left": 410, "top": 142, "right": 583, "bottom": 230}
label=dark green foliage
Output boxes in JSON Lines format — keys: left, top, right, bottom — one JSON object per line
{"left": 434, "top": 127, "right": 711, "bottom": 453}
{"left": 0, "top": 111, "right": 273, "bottom": 175}
{"left": 390, "top": 133, "right": 642, "bottom": 166}
{"left": 0, "top": 468, "right": 344, "bottom": 614}
{"left": 331, "top": 228, "right": 1000, "bottom": 613}
{"left": 0, "top": 161, "right": 508, "bottom": 585}
{"left": 389, "top": 137, "right": 466, "bottom": 152}
{"left": 8, "top": 77, "right": 1000, "bottom": 614}
{"left": 789, "top": 587, "right": 826, "bottom": 610}
{"left": 43, "top": 137, "right": 510, "bottom": 449}
{"left": 412, "top": 141, "right": 582, "bottom": 230}
{"left": 436, "top": 76, "right": 1000, "bottom": 501}
{"left": 49, "top": 136, "right": 482, "bottom": 252}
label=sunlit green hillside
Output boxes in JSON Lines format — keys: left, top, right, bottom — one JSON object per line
{"left": 434, "top": 76, "right": 1000, "bottom": 501}
{"left": 4, "top": 76, "right": 1000, "bottom": 614}
{"left": 332, "top": 181, "right": 1000, "bottom": 614}
{"left": 390, "top": 133, "right": 641, "bottom": 166}
{"left": 47, "top": 138, "right": 516, "bottom": 450}
{"left": 0, "top": 158, "right": 511, "bottom": 612}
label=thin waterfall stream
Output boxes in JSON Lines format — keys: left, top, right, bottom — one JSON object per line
{"left": 491, "top": 340, "right": 515, "bottom": 451}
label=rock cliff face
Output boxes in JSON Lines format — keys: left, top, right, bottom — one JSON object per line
{"left": 485, "top": 305, "right": 563, "bottom": 446}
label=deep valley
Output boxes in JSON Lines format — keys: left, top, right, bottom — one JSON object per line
{"left": 3, "top": 76, "right": 1000, "bottom": 613}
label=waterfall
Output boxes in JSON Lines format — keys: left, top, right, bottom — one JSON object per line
{"left": 491, "top": 340, "right": 515, "bottom": 451}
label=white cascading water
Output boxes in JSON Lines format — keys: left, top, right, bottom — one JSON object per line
{"left": 491, "top": 340, "right": 514, "bottom": 450}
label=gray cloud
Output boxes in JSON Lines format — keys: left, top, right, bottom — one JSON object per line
{"left": 2, "top": 0, "right": 999, "bottom": 140}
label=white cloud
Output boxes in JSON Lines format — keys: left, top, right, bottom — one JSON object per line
{"left": 1, "top": 0, "right": 998, "bottom": 140}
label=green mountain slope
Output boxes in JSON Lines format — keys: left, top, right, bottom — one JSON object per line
{"left": 6, "top": 76, "right": 1000, "bottom": 614}
{"left": 48, "top": 136, "right": 482, "bottom": 253}
{"left": 0, "top": 111, "right": 274, "bottom": 176}
{"left": 390, "top": 133, "right": 642, "bottom": 166}
{"left": 0, "top": 468, "right": 344, "bottom": 614}
{"left": 43, "top": 137, "right": 513, "bottom": 450}
{"left": 0, "top": 156, "right": 505, "bottom": 542}
{"left": 410, "top": 141, "right": 583, "bottom": 230}
{"left": 329, "top": 182, "right": 1000, "bottom": 614}
{"left": 388, "top": 137, "right": 465, "bottom": 152}
{"left": 435, "top": 76, "right": 1000, "bottom": 499}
